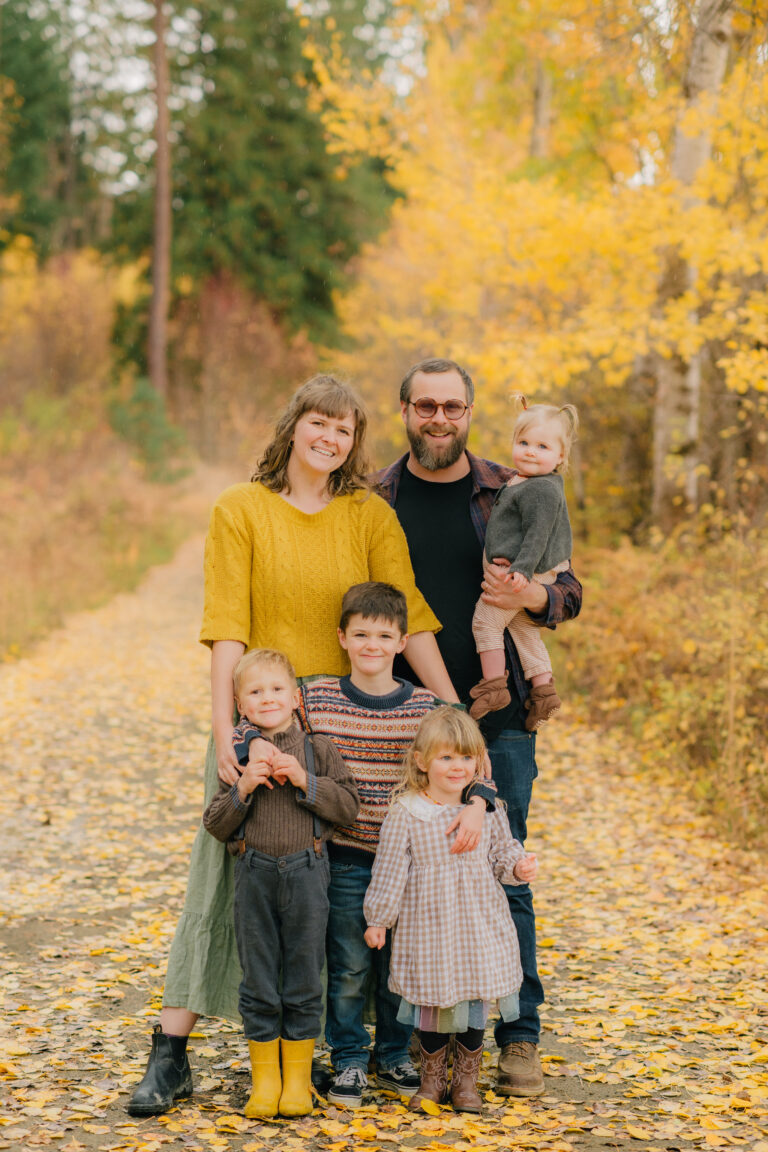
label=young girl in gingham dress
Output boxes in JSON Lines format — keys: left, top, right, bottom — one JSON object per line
{"left": 363, "top": 707, "right": 538, "bottom": 1113}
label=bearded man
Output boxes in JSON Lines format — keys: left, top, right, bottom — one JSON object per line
{"left": 375, "top": 358, "right": 582, "bottom": 1097}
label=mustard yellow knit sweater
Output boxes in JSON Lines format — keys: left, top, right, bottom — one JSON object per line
{"left": 199, "top": 482, "right": 440, "bottom": 677}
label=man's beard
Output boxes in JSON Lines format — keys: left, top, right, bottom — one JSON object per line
{"left": 406, "top": 420, "right": 469, "bottom": 471}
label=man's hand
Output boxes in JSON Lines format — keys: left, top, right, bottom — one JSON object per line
{"left": 481, "top": 558, "right": 547, "bottom": 612}
{"left": 513, "top": 853, "right": 538, "bottom": 883}
{"left": 447, "top": 797, "right": 485, "bottom": 854}
{"left": 237, "top": 758, "right": 274, "bottom": 801}
{"left": 364, "top": 926, "right": 386, "bottom": 950}
{"left": 271, "top": 752, "right": 308, "bottom": 791}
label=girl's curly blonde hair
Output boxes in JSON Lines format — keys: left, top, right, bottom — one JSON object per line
{"left": 395, "top": 706, "right": 487, "bottom": 798}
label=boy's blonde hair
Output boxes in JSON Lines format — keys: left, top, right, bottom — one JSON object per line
{"left": 233, "top": 648, "right": 298, "bottom": 698}
{"left": 513, "top": 400, "right": 579, "bottom": 471}
{"left": 397, "top": 706, "right": 486, "bottom": 797}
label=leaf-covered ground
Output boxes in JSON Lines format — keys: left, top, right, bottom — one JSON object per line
{"left": 1, "top": 538, "right": 766, "bottom": 1152}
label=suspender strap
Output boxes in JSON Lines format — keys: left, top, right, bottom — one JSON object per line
{"left": 304, "top": 733, "right": 325, "bottom": 858}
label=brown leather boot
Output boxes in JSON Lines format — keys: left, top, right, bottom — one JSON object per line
{"left": 524, "top": 679, "right": 561, "bottom": 731}
{"left": 409, "top": 1042, "right": 449, "bottom": 1112}
{"left": 450, "top": 1041, "right": 483, "bottom": 1113}
{"left": 469, "top": 676, "right": 511, "bottom": 719}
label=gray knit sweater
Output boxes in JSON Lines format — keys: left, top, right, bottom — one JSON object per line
{"left": 483, "top": 472, "right": 572, "bottom": 582}
{"left": 202, "top": 724, "right": 359, "bottom": 857}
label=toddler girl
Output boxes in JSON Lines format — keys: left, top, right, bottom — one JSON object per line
{"left": 363, "top": 707, "right": 537, "bottom": 1113}
{"left": 469, "top": 400, "right": 578, "bottom": 729}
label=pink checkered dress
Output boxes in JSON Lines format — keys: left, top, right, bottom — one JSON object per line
{"left": 363, "top": 794, "right": 525, "bottom": 1009}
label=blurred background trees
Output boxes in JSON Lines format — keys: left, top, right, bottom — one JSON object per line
{"left": 1, "top": 0, "right": 766, "bottom": 839}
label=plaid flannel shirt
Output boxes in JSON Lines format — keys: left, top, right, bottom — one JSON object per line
{"left": 373, "top": 451, "right": 582, "bottom": 712}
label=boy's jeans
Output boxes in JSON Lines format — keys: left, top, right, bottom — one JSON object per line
{"left": 325, "top": 856, "right": 412, "bottom": 1071}
{"left": 487, "top": 729, "right": 545, "bottom": 1046}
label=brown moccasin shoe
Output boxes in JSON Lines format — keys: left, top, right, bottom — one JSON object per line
{"left": 469, "top": 676, "right": 511, "bottom": 720}
{"left": 496, "top": 1041, "right": 545, "bottom": 1097}
{"left": 523, "top": 679, "right": 561, "bottom": 731}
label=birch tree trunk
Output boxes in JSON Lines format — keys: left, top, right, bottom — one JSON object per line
{"left": 652, "top": 0, "right": 732, "bottom": 528}
{"left": 148, "top": 0, "right": 171, "bottom": 400}
{"left": 529, "top": 59, "right": 552, "bottom": 161}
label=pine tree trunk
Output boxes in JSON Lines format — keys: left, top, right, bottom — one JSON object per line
{"left": 148, "top": 0, "right": 171, "bottom": 400}
{"left": 651, "top": 0, "right": 732, "bottom": 528}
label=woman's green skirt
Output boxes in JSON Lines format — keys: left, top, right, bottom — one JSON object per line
{"left": 162, "top": 735, "right": 242, "bottom": 1020}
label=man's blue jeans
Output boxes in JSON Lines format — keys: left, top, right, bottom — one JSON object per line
{"left": 487, "top": 729, "right": 544, "bottom": 1046}
{"left": 325, "top": 857, "right": 412, "bottom": 1071}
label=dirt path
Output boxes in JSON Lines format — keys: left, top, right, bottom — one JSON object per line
{"left": 1, "top": 539, "right": 766, "bottom": 1152}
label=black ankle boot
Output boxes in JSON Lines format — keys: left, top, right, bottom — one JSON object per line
{"left": 126, "top": 1025, "right": 193, "bottom": 1115}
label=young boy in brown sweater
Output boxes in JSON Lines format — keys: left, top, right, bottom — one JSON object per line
{"left": 202, "top": 648, "right": 358, "bottom": 1120}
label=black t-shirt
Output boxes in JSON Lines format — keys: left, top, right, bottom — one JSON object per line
{"left": 392, "top": 465, "right": 525, "bottom": 733}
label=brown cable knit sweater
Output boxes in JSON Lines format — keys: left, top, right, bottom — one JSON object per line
{"left": 202, "top": 723, "right": 359, "bottom": 857}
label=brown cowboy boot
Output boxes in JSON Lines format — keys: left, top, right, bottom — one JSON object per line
{"left": 469, "top": 676, "right": 511, "bottom": 719}
{"left": 450, "top": 1041, "right": 483, "bottom": 1113}
{"left": 409, "top": 1042, "right": 449, "bottom": 1111}
{"left": 524, "top": 678, "right": 561, "bottom": 731}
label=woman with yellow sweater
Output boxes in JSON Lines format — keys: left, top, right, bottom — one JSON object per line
{"left": 127, "top": 375, "right": 458, "bottom": 1116}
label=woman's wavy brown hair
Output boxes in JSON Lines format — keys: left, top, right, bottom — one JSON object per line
{"left": 251, "top": 375, "right": 370, "bottom": 497}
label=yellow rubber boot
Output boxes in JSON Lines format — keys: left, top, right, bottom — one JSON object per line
{"left": 244, "top": 1039, "right": 281, "bottom": 1119}
{"left": 278, "top": 1038, "right": 315, "bottom": 1117}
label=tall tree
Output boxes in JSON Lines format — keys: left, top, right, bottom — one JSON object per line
{"left": 0, "top": 0, "right": 84, "bottom": 250}
{"left": 148, "top": 0, "right": 171, "bottom": 398}
{"left": 651, "top": 0, "right": 734, "bottom": 528}
{"left": 169, "top": 0, "right": 393, "bottom": 339}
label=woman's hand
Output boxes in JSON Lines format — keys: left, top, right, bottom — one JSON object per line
{"left": 364, "top": 926, "right": 386, "bottom": 950}
{"left": 215, "top": 729, "right": 241, "bottom": 786}
{"left": 447, "top": 796, "right": 485, "bottom": 854}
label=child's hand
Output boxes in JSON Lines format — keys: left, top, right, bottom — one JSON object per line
{"left": 448, "top": 797, "right": 485, "bottom": 854}
{"left": 237, "top": 758, "right": 274, "bottom": 801}
{"left": 270, "top": 752, "right": 308, "bottom": 791}
{"left": 506, "top": 570, "right": 530, "bottom": 593}
{"left": 513, "top": 853, "right": 538, "bottom": 882}
{"left": 365, "top": 926, "right": 386, "bottom": 950}
{"left": 248, "top": 737, "right": 276, "bottom": 765}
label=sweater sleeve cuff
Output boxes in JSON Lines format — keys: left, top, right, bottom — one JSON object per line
{"left": 231, "top": 783, "right": 253, "bottom": 811}
{"left": 233, "top": 728, "right": 273, "bottom": 766}
{"left": 465, "top": 779, "right": 497, "bottom": 811}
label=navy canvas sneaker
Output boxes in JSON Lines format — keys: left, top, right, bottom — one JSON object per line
{"left": 328, "top": 1065, "right": 368, "bottom": 1108}
{"left": 376, "top": 1060, "right": 420, "bottom": 1096}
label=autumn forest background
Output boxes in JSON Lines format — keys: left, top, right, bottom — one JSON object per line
{"left": 1, "top": 0, "right": 766, "bottom": 843}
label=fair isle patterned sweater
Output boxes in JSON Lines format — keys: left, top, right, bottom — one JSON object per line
{"left": 297, "top": 676, "right": 439, "bottom": 858}
{"left": 232, "top": 678, "right": 497, "bottom": 861}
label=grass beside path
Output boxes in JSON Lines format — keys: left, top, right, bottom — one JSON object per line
{"left": 0, "top": 540, "right": 766, "bottom": 1152}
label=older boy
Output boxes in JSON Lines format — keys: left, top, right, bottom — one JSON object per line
{"left": 297, "top": 583, "right": 496, "bottom": 1107}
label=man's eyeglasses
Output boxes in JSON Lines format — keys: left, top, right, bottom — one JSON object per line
{"left": 408, "top": 398, "right": 470, "bottom": 420}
